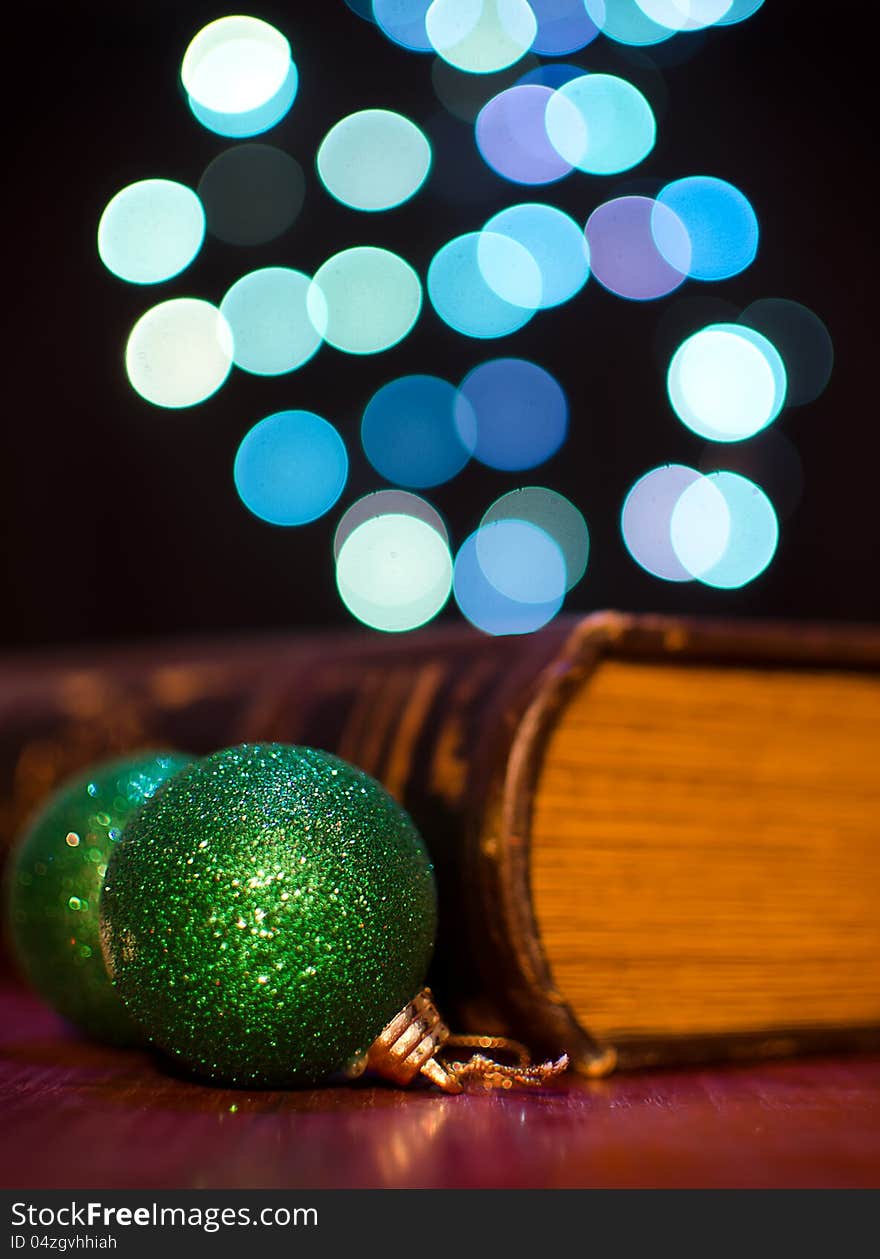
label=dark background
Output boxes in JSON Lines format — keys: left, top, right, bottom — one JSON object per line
{"left": 4, "top": 1, "right": 876, "bottom": 651}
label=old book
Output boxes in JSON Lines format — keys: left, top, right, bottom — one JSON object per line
{"left": 1, "top": 613, "right": 879, "bottom": 1072}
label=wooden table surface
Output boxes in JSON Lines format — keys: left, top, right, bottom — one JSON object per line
{"left": 2, "top": 986, "right": 879, "bottom": 1189}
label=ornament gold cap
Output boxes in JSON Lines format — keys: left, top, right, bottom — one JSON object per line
{"left": 366, "top": 988, "right": 461, "bottom": 1093}
{"left": 365, "top": 988, "right": 570, "bottom": 1094}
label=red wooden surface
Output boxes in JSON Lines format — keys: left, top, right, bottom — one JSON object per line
{"left": 2, "top": 985, "right": 878, "bottom": 1189}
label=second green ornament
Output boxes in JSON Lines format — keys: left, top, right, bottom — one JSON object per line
{"left": 6, "top": 750, "right": 191, "bottom": 1045}
{"left": 99, "top": 744, "right": 438, "bottom": 1087}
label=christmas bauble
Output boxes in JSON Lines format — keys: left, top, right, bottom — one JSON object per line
{"left": 6, "top": 750, "right": 191, "bottom": 1044}
{"left": 100, "top": 744, "right": 437, "bottom": 1086}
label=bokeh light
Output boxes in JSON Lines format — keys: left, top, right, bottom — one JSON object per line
{"left": 336, "top": 514, "right": 453, "bottom": 632}
{"left": 476, "top": 228, "right": 545, "bottom": 307}
{"left": 428, "top": 232, "right": 539, "bottom": 338}
{"left": 668, "top": 323, "right": 787, "bottom": 440}
{"left": 234, "top": 411, "right": 348, "bottom": 526}
{"left": 476, "top": 85, "right": 574, "bottom": 185}
{"left": 456, "top": 358, "right": 568, "bottom": 469}
{"left": 669, "top": 473, "right": 731, "bottom": 578}
{"left": 636, "top": 0, "right": 733, "bottom": 31}
{"left": 655, "top": 176, "right": 759, "bottom": 281}
{"left": 476, "top": 518, "right": 567, "bottom": 602}
{"left": 529, "top": 0, "right": 600, "bottom": 54}
{"left": 308, "top": 247, "right": 422, "bottom": 355}
{"left": 545, "top": 73, "right": 656, "bottom": 175}
{"left": 626, "top": 460, "right": 785, "bottom": 589}
{"left": 672, "top": 471, "right": 778, "bottom": 587}
{"left": 586, "top": 196, "right": 691, "bottom": 300}
{"left": 740, "top": 298, "right": 833, "bottom": 406}
{"left": 361, "top": 375, "right": 475, "bottom": 487}
{"left": 317, "top": 110, "right": 432, "bottom": 211}
{"left": 99, "top": 0, "right": 798, "bottom": 634}
{"left": 482, "top": 487, "right": 589, "bottom": 588}
{"left": 187, "top": 61, "right": 298, "bottom": 138}
{"left": 220, "top": 268, "right": 321, "bottom": 376}
{"left": 484, "top": 203, "right": 589, "bottom": 308}
{"left": 432, "top": 53, "right": 539, "bottom": 122}
{"left": 98, "top": 180, "right": 205, "bottom": 285}
{"left": 125, "top": 298, "right": 233, "bottom": 409}
{"left": 584, "top": 0, "right": 674, "bottom": 45}
{"left": 197, "top": 145, "right": 305, "bottom": 246}
{"left": 181, "top": 17, "right": 297, "bottom": 137}
{"left": 373, "top": 1, "right": 434, "bottom": 51}
{"left": 181, "top": 16, "right": 291, "bottom": 112}
{"left": 454, "top": 524, "right": 565, "bottom": 635}
{"left": 334, "top": 491, "right": 448, "bottom": 558}
{"left": 426, "top": 0, "right": 538, "bottom": 75}
{"left": 622, "top": 464, "right": 703, "bottom": 582}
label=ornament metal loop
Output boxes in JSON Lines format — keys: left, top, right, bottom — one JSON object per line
{"left": 366, "top": 988, "right": 570, "bottom": 1094}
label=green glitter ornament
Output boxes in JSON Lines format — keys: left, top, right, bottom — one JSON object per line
{"left": 99, "top": 744, "right": 438, "bottom": 1087}
{"left": 6, "top": 750, "right": 191, "bottom": 1045}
